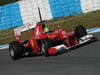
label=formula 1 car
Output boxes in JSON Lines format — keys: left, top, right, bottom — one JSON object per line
{"left": 9, "top": 23, "right": 97, "bottom": 60}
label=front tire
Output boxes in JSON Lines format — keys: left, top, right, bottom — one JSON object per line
{"left": 9, "top": 41, "right": 24, "bottom": 60}
{"left": 75, "top": 25, "right": 87, "bottom": 41}
{"left": 41, "top": 38, "right": 53, "bottom": 57}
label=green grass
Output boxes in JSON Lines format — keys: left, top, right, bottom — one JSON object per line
{"left": 44, "top": 10, "right": 100, "bottom": 30}
{"left": 0, "top": 0, "right": 21, "bottom": 6}
{"left": 0, "top": 10, "right": 100, "bottom": 45}
{"left": 0, "top": 29, "right": 15, "bottom": 45}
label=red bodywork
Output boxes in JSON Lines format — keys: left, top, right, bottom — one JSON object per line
{"left": 16, "top": 24, "right": 78, "bottom": 55}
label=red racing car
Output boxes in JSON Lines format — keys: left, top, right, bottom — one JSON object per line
{"left": 9, "top": 23, "right": 97, "bottom": 60}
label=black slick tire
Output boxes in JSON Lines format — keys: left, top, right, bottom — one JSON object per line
{"left": 75, "top": 25, "right": 87, "bottom": 41}
{"left": 9, "top": 41, "right": 24, "bottom": 60}
{"left": 41, "top": 38, "right": 52, "bottom": 57}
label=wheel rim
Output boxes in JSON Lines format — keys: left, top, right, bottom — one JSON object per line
{"left": 10, "top": 48, "right": 14, "bottom": 57}
{"left": 41, "top": 44, "right": 45, "bottom": 53}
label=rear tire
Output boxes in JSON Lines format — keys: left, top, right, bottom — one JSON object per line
{"left": 41, "top": 38, "right": 53, "bottom": 57}
{"left": 75, "top": 25, "right": 87, "bottom": 41}
{"left": 9, "top": 41, "right": 24, "bottom": 60}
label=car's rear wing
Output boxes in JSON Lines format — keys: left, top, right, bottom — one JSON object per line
{"left": 14, "top": 6, "right": 44, "bottom": 41}
{"left": 14, "top": 27, "right": 22, "bottom": 41}
{"left": 14, "top": 24, "right": 35, "bottom": 41}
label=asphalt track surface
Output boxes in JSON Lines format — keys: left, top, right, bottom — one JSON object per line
{"left": 0, "top": 32, "right": 100, "bottom": 75}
